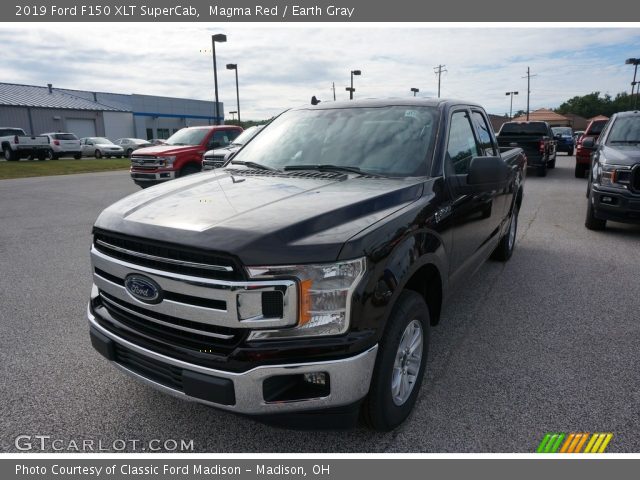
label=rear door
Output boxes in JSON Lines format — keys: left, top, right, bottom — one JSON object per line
{"left": 446, "top": 108, "right": 504, "bottom": 285}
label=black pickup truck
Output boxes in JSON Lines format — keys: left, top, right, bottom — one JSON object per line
{"left": 88, "top": 99, "right": 526, "bottom": 431}
{"left": 497, "top": 121, "right": 557, "bottom": 177}
{"left": 585, "top": 110, "right": 640, "bottom": 230}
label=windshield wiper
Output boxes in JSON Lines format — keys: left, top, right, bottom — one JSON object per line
{"left": 230, "top": 160, "right": 280, "bottom": 171}
{"left": 283, "top": 164, "right": 385, "bottom": 177}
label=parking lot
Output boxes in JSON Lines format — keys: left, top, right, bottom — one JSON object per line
{"left": 1, "top": 153, "right": 639, "bottom": 453}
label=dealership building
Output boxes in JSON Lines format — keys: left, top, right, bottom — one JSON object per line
{"left": 0, "top": 82, "right": 223, "bottom": 140}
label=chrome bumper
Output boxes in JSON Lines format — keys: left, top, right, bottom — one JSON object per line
{"left": 88, "top": 306, "right": 378, "bottom": 415}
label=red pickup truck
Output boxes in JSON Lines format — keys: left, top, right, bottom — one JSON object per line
{"left": 130, "top": 126, "right": 242, "bottom": 188}
{"left": 575, "top": 118, "right": 608, "bottom": 178}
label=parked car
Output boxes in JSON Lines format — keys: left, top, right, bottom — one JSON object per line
{"left": 575, "top": 119, "right": 609, "bottom": 178}
{"left": 497, "top": 121, "right": 557, "bottom": 176}
{"left": 0, "top": 127, "right": 49, "bottom": 161}
{"left": 573, "top": 130, "right": 585, "bottom": 144}
{"left": 585, "top": 111, "right": 640, "bottom": 230}
{"left": 80, "top": 137, "right": 124, "bottom": 158}
{"left": 146, "top": 138, "right": 167, "bottom": 146}
{"left": 551, "top": 126, "right": 575, "bottom": 155}
{"left": 129, "top": 125, "right": 242, "bottom": 187}
{"left": 202, "top": 125, "right": 265, "bottom": 170}
{"left": 88, "top": 99, "right": 526, "bottom": 430}
{"left": 41, "top": 132, "right": 82, "bottom": 160}
{"left": 115, "top": 138, "right": 153, "bottom": 158}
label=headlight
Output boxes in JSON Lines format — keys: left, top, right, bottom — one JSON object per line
{"left": 246, "top": 257, "right": 366, "bottom": 340}
{"left": 156, "top": 156, "right": 176, "bottom": 167}
{"left": 597, "top": 163, "right": 631, "bottom": 188}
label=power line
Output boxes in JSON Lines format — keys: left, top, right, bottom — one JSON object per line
{"left": 522, "top": 67, "right": 537, "bottom": 121}
{"left": 434, "top": 64, "right": 447, "bottom": 98}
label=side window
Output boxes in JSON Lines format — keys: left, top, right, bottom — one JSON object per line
{"left": 210, "top": 131, "right": 231, "bottom": 148}
{"left": 471, "top": 111, "right": 497, "bottom": 156}
{"left": 227, "top": 130, "right": 241, "bottom": 142}
{"left": 446, "top": 111, "right": 480, "bottom": 175}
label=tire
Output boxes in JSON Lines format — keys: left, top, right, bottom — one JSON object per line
{"left": 568, "top": 148, "right": 574, "bottom": 156}
{"left": 362, "top": 290, "right": 429, "bottom": 431}
{"left": 37, "top": 152, "right": 47, "bottom": 161}
{"left": 73, "top": 154, "right": 82, "bottom": 160}
{"left": 574, "top": 164, "right": 584, "bottom": 178}
{"left": 492, "top": 203, "right": 519, "bottom": 261}
{"left": 46, "top": 150, "right": 58, "bottom": 160}
{"left": 537, "top": 163, "right": 547, "bottom": 177}
{"left": 126, "top": 149, "right": 133, "bottom": 158}
{"left": 585, "top": 194, "right": 606, "bottom": 230}
{"left": 116, "top": 155, "right": 122, "bottom": 159}
{"left": 94, "top": 150, "right": 102, "bottom": 159}
{"left": 180, "top": 164, "right": 200, "bottom": 177}
{"left": 547, "top": 158, "right": 556, "bottom": 169}
{"left": 3, "top": 146, "right": 18, "bottom": 161}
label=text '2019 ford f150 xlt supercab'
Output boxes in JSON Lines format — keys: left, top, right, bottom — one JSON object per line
{"left": 88, "top": 99, "right": 526, "bottom": 431}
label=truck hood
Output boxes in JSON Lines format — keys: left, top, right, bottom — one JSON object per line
{"left": 94, "top": 169, "right": 424, "bottom": 265}
{"left": 601, "top": 145, "right": 640, "bottom": 166}
{"left": 133, "top": 144, "right": 203, "bottom": 156}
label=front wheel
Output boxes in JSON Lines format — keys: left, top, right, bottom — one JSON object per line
{"left": 492, "top": 204, "right": 519, "bottom": 261}
{"left": 537, "top": 163, "right": 547, "bottom": 177}
{"left": 94, "top": 150, "right": 102, "bottom": 159}
{"left": 585, "top": 194, "right": 606, "bottom": 230}
{"left": 126, "top": 149, "right": 133, "bottom": 158}
{"left": 362, "top": 290, "right": 429, "bottom": 431}
{"left": 575, "top": 164, "right": 586, "bottom": 178}
{"left": 180, "top": 164, "right": 200, "bottom": 177}
{"left": 547, "top": 158, "right": 556, "bottom": 169}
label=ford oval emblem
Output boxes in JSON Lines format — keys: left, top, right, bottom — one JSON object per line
{"left": 124, "top": 274, "right": 162, "bottom": 304}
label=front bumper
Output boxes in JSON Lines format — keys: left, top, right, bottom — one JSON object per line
{"left": 130, "top": 170, "right": 176, "bottom": 182}
{"left": 591, "top": 185, "right": 640, "bottom": 224}
{"left": 88, "top": 306, "right": 378, "bottom": 415}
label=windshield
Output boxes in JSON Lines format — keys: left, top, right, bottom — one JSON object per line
{"left": 91, "top": 137, "right": 112, "bottom": 144}
{"left": 500, "top": 122, "right": 548, "bottom": 135}
{"left": 165, "top": 128, "right": 209, "bottom": 146}
{"left": 231, "top": 126, "right": 263, "bottom": 145}
{"left": 606, "top": 116, "right": 640, "bottom": 145}
{"left": 552, "top": 127, "right": 572, "bottom": 136}
{"left": 231, "top": 106, "right": 438, "bottom": 177}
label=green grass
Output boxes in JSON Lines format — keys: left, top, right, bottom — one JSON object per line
{"left": 0, "top": 157, "right": 131, "bottom": 180}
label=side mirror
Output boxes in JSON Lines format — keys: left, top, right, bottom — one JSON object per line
{"left": 467, "top": 156, "right": 509, "bottom": 189}
{"left": 581, "top": 137, "right": 595, "bottom": 148}
{"left": 555, "top": 133, "right": 562, "bottom": 139}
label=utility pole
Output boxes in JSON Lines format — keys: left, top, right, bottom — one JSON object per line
{"left": 522, "top": 67, "right": 537, "bottom": 121}
{"left": 332, "top": 82, "right": 336, "bottom": 101}
{"left": 434, "top": 64, "right": 447, "bottom": 98}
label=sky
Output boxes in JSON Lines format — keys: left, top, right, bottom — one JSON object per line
{"left": 1, "top": 24, "right": 639, "bottom": 120}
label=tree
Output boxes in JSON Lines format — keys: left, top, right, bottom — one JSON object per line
{"left": 555, "top": 91, "right": 632, "bottom": 118}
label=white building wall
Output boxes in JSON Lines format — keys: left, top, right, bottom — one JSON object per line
{"left": 103, "top": 112, "right": 135, "bottom": 140}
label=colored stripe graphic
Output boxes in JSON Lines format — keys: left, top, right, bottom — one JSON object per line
{"left": 537, "top": 433, "right": 613, "bottom": 453}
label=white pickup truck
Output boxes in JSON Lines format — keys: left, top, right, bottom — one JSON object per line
{"left": 1, "top": 127, "right": 50, "bottom": 161}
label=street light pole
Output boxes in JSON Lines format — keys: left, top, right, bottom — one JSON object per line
{"left": 226, "top": 63, "right": 240, "bottom": 124}
{"left": 410, "top": 87, "right": 419, "bottom": 97}
{"left": 626, "top": 58, "right": 639, "bottom": 110}
{"left": 211, "top": 34, "right": 227, "bottom": 125}
{"left": 349, "top": 69, "right": 361, "bottom": 100}
{"left": 505, "top": 91, "right": 519, "bottom": 118}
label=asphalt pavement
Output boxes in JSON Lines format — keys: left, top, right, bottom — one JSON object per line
{"left": 1, "top": 156, "right": 639, "bottom": 452}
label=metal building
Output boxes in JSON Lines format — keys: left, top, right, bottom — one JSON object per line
{"left": 0, "top": 82, "right": 223, "bottom": 140}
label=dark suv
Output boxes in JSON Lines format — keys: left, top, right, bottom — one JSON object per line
{"left": 585, "top": 111, "right": 640, "bottom": 230}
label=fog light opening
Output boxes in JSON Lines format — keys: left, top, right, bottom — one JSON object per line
{"left": 263, "top": 372, "right": 330, "bottom": 403}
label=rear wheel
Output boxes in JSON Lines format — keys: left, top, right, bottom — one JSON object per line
{"left": 537, "top": 163, "right": 547, "bottom": 177}
{"left": 73, "top": 153, "right": 82, "bottom": 160}
{"left": 574, "top": 164, "right": 586, "bottom": 178}
{"left": 568, "top": 148, "right": 574, "bottom": 156}
{"left": 3, "top": 146, "right": 18, "bottom": 161}
{"left": 94, "top": 150, "right": 102, "bottom": 159}
{"left": 47, "top": 149, "right": 58, "bottom": 160}
{"left": 126, "top": 148, "right": 133, "bottom": 158}
{"left": 547, "top": 158, "right": 556, "bottom": 169}
{"left": 362, "top": 290, "right": 429, "bottom": 431}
